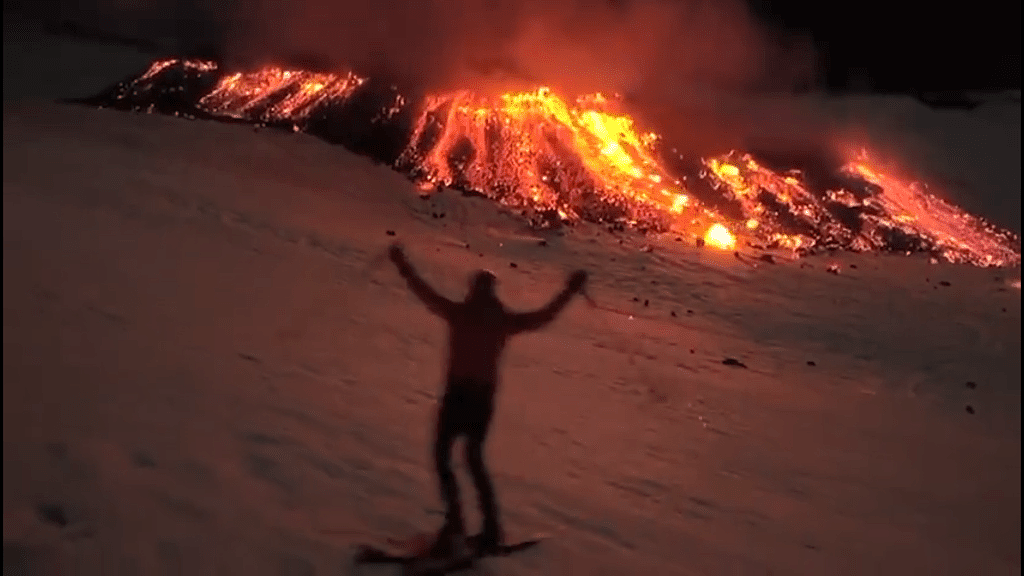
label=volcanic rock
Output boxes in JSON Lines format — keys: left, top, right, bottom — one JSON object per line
{"left": 36, "top": 503, "right": 69, "bottom": 527}
{"left": 131, "top": 451, "right": 157, "bottom": 468}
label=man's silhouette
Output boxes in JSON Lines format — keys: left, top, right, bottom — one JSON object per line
{"left": 388, "top": 244, "right": 587, "bottom": 557}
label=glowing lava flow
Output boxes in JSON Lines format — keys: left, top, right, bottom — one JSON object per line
{"left": 399, "top": 87, "right": 726, "bottom": 238}
{"left": 841, "top": 156, "right": 1021, "bottom": 267}
{"left": 199, "top": 67, "right": 365, "bottom": 123}
{"left": 83, "top": 58, "right": 1021, "bottom": 267}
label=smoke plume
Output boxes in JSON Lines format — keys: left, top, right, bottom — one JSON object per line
{"left": 19, "top": 0, "right": 815, "bottom": 98}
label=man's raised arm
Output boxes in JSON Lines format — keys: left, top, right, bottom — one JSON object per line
{"left": 506, "top": 270, "right": 588, "bottom": 333}
{"left": 389, "top": 244, "right": 457, "bottom": 319}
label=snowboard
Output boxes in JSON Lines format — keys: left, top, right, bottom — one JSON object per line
{"left": 353, "top": 532, "right": 545, "bottom": 575}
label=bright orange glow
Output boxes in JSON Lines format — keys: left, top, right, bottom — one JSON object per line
{"left": 704, "top": 224, "right": 736, "bottom": 250}
{"left": 401, "top": 90, "right": 1018, "bottom": 263}
{"left": 403, "top": 88, "right": 680, "bottom": 211}
{"left": 843, "top": 155, "right": 1020, "bottom": 267}
{"left": 199, "top": 67, "right": 365, "bottom": 122}
{"left": 116, "top": 59, "right": 1021, "bottom": 267}
{"left": 670, "top": 194, "right": 690, "bottom": 214}
{"left": 400, "top": 87, "right": 732, "bottom": 240}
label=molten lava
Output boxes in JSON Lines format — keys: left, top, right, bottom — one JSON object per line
{"left": 398, "top": 87, "right": 719, "bottom": 235}
{"left": 199, "top": 68, "right": 365, "bottom": 123}
{"left": 841, "top": 158, "right": 1020, "bottom": 267}
{"left": 704, "top": 224, "right": 737, "bottom": 250}
{"left": 80, "top": 58, "right": 1021, "bottom": 268}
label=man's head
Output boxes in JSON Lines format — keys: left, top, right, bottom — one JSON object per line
{"left": 467, "top": 269, "right": 498, "bottom": 301}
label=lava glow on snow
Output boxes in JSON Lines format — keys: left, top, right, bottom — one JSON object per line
{"left": 81, "top": 58, "right": 1021, "bottom": 267}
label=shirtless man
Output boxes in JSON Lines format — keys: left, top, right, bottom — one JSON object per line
{"left": 388, "top": 243, "right": 588, "bottom": 557}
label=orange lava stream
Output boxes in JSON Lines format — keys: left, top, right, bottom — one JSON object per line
{"left": 122, "top": 60, "right": 1020, "bottom": 266}
{"left": 199, "top": 67, "right": 365, "bottom": 123}
{"left": 400, "top": 87, "right": 730, "bottom": 241}
{"left": 843, "top": 156, "right": 1020, "bottom": 266}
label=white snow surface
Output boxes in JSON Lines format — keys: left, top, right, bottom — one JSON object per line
{"left": 4, "top": 14, "right": 1021, "bottom": 576}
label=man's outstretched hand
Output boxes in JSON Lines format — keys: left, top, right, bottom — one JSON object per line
{"left": 567, "top": 270, "right": 588, "bottom": 293}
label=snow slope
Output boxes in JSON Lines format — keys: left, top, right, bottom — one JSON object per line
{"left": 4, "top": 14, "right": 1020, "bottom": 576}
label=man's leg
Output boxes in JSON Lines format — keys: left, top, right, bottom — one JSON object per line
{"left": 465, "top": 436, "right": 502, "bottom": 552}
{"left": 428, "top": 395, "right": 471, "bottom": 559}
{"left": 434, "top": 420, "right": 464, "bottom": 538}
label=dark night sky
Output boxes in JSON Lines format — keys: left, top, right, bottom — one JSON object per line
{"left": 5, "top": 0, "right": 1021, "bottom": 93}
{"left": 746, "top": 0, "right": 1021, "bottom": 92}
